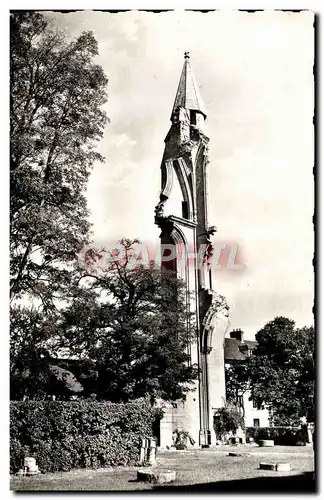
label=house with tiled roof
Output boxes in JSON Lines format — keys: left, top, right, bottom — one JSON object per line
{"left": 224, "top": 329, "right": 270, "bottom": 428}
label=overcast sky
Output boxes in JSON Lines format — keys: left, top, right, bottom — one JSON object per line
{"left": 47, "top": 10, "right": 314, "bottom": 338}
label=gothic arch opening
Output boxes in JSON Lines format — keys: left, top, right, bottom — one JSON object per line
{"left": 160, "top": 233, "right": 177, "bottom": 274}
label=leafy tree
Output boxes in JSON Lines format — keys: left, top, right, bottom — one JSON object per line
{"left": 225, "top": 361, "right": 250, "bottom": 408}
{"left": 54, "top": 239, "right": 199, "bottom": 404}
{"left": 235, "top": 317, "right": 315, "bottom": 425}
{"left": 10, "top": 305, "right": 84, "bottom": 399}
{"left": 10, "top": 12, "right": 108, "bottom": 305}
{"left": 10, "top": 303, "right": 55, "bottom": 399}
{"left": 10, "top": 12, "right": 108, "bottom": 394}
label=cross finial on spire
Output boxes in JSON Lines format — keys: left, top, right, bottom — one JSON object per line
{"left": 184, "top": 51, "right": 190, "bottom": 59}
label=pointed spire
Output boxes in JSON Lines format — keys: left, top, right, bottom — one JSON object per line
{"left": 171, "top": 52, "right": 207, "bottom": 120}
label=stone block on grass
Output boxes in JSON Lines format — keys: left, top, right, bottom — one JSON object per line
{"left": 228, "top": 452, "right": 250, "bottom": 457}
{"left": 137, "top": 469, "right": 176, "bottom": 484}
{"left": 259, "top": 439, "right": 274, "bottom": 447}
{"left": 276, "top": 463, "right": 291, "bottom": 472}
{"left": 259, "top": 462, "right": 276, "bottom": 471}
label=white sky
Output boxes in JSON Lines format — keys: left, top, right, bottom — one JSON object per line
{"left": 47, "top": 10, "right": 314, "bottom": 339}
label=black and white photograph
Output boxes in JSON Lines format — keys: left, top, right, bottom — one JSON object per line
{"left": 9, "top": 7, "right": 315, "bottom": 493}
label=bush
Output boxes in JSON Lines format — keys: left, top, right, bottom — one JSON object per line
{"left": 246, "top": 426, "right": 303, "bottom": 445}
{"left": 172, "top": 429, "right": 196, "bottom": 449}
{"left": 214, "top": 405, "right": 245, "bottom": 439}
{"left": 10, "top": 400, "right": 157, "bottom": 473}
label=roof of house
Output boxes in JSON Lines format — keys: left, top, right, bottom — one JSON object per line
{"left": 243, "top": 340, "right": 258, "bottom": 350}
{"left": 224, "top": 338, "right": 258, "bottom": 361}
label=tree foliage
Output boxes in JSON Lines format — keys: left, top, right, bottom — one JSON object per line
{"left": 11, "top": 239, "right": 199, "bottom": 403}
{"left": 214, "top": 404, "right": 245, "bottom": 438}
{"left": 10, "top": 12, "right": 109, "bottom": 397}
{"left": 10, "top": 12, "right": 108, "bottom": 304}
{"left": 225, "top": 361, "right": 250, "bottom": 406}
{"left": 227, "top": 317, "right": 315, "bottom": 425}
{"left": 58, "top": 239, "right": 198, "bottom": 403}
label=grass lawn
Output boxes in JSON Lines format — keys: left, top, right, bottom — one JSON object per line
{"left": 10, "top": 445, "right": 315, "bottom": 492}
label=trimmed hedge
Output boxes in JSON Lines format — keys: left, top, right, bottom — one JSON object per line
{"left": 10, "top": 400, "right": 158, "bottom": 474}
{"left": 246, "top": 426, "right": 307, "bottom": 446}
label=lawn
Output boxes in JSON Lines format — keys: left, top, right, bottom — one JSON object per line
{"left": 10, "top": 445, "right": 315, "bottom": 492}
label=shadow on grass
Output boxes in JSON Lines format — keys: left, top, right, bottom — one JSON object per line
{"left": 152, "top": 472, "right": 316, "bottom": 494}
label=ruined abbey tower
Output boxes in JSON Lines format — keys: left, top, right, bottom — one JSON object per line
{"left": 155, "top": 52, "right": 230, "bottom": 447}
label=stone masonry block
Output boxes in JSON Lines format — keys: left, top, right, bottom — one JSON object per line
{"left": 137, "top": 469, "right": 176, "bottom": 484}
{"left": 276, "top": 463, "right": 291, "bottom": 472}
{"left": 259, "top": 462, "right": 277, "bottom": 471}
{"left": 259, "top": 439, "right": 275, "bottom": 447}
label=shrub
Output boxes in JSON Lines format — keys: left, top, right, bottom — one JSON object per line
{"left": 172, "top": 429, "right": 195, "bottom": 449}
{"left": 246, "top": 426, "right": 302, "bottom": 445}
{"left": 214, "top": 405, "right": 245, "bottom": 439}
{"left": 10, "top": 400, "right": 157, "bottom": 473}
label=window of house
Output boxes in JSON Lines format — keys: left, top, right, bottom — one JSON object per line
{"left": 253, "top": 418, "right": 260, "bottom": 428}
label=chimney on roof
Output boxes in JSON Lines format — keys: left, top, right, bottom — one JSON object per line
{"left": 229, "top": 329, "right": 244, "bottom": 342}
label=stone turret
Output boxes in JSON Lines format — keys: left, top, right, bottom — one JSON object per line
{"left": 155, "top": 53, "right": 230, "bottom": 448}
